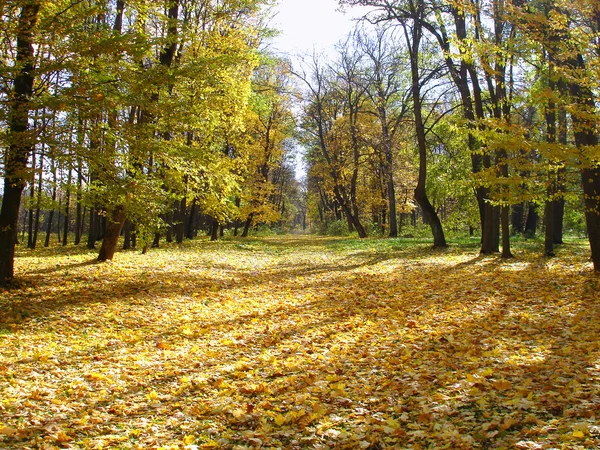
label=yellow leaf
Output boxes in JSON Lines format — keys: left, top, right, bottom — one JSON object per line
{"left": 232, "top": 408, "right": 245, "bottom": 419}
{"left": 274, "top": 414, "right": 286, "bottom": 426}
{"left": 572, "top": 430, "right": 584, "bottom": 438}
{"left": 56, "top": 431, "right": 72, "bottom": 443}
{"left": 493, "top": 380, "right": 511, "bottom": 390}
{"left": 0, "top": 427, "right": 17, "bottom": 436}
{"left": 183, "top": 435, "right": 195, "bottom": 445}
{"left": 481, "top": 368, "right": 494, "bottom": 377}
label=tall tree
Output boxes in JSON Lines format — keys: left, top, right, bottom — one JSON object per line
{"left": 358, "top": 27, "right": 411, "bottom": 237}
{"left": 0, "top": 1, "right": 40, "bottom": 284}
{"left": 295, "top": 54, "right": 368, "bottom": 238}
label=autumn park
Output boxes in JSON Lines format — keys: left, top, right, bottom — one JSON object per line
{"left": 1, "top": 0, "right": 600, "bottom": 449}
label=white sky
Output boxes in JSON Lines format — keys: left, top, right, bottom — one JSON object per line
{"left": 267, "top": 0, "right": 372, "bottom": 60}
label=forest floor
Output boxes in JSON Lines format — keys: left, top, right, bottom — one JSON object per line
{"left": 1, "top": 235, "right": 599, "bottom": 450}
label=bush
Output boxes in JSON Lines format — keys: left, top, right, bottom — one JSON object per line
{"left": 326, "top": 219, "right": 351, "bottom": 236}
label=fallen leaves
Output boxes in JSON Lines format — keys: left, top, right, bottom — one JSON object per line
{"left": 0, "top": 236, "right": 599, "bottom": 448}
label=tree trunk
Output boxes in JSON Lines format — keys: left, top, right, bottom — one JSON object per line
{"left": 27, "top": 140, "right": 37, "bottom": 248}
{"left": 210, "top": 218, "right": 219, "bottom": 241}
{"left": 481, "top": 203, "right": 499, "bottom": 253}
{"left": 404, "top": 10, "right": 446, "bottom": 248}
{"left": 0, "top": 2, "right": 40, "bottom": 284}
{"left": 44, "top": 210, "right": 55, "bottom": 248}
{"left": 501, "top": 206, "right": 512, "bottom": 258}
{"left": 511, "top": 203, "right": 524, "bottom": 234}
{"left": 152, "top": 232, "right": 160, "bottom": 248}
{"left": 31, "top": 146, "right": 44, "bottom": 249}
{"left": 186, "top": 199, "right": 197, "bottom": 239}
{"left": 553, "top": 103, "right": 568, "bottom": 245}
{"left": 87, "top": 207, "right": 97, "bottom": 249}
{"left": 123, "top": 220, "right": 132, "bottom": 249}
{"left": 44, "top": 163, "right": 58, "bottom": 247}
{"left": 62, "top": 168, "right": 71, "bottom": 246}
{"left": 98, "top": 206, "right": 126, "bottom": 261}
{"left": 74, "top": 158, "right": 83, "bottom": 245}
{"left": 242, "top": 214, "right": 253, "bottom": 238}
{"left": 166, "top": 211, "right": 174, "bottom": 243}
{"left": 581, "top": 167, "right": 600, "bottom": 271}
{"left": 524, "top": 203, "right": 538, "bottom": 237}
{"left": 544, "top": 200, "right": 555, "bottom": 256}
{"left": 569, "top": 54, "right": 600, "bottom": 271}
{"left": 176, "top": 196, "right": 186, "bottom": 244}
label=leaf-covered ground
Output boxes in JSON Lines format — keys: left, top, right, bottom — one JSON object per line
{"left": 1, "top": 236, "right": 599, "bottom": 449}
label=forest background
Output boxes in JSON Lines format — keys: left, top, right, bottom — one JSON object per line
{"left": 1, "top": 0, "right": 600, "bottom": 282}
{"left": 1, "top": 1, "right": 600, "bottom": 448}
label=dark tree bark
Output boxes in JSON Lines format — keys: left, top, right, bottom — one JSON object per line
{"left": 176, "top": 196, "right": 186, "bottom": 244}
{"left": 87, "top": 207, "right": 97, "bottom": 249}
{"left": 27, "top": 116, "right": 39, "bottom": 249}
{"left": 186, "top": 198, "right": 197, "bottom": 239}
{"left": 166, "top": 211, "right": 174, "bottom": 243}
{"left": 553, "top": 102, "right": 568, "bottom": 244}
{"left": 210, "top": 218, "right": 219, "bottom": 241}
{"left": 0, "top": 2, "right": 40, "bottom": 284}
{"left": 123, "top": 220, "right": 133, "bottom": 249}
{"left": 524, "top": 203, "right": 538, "bottom": 237}
{"left": 481, "top": 203, "right": 500, "bottom": 253}
{"left": 98, "top": 206, "right": 126, "bottom": 261}
{"left": 544, "top": 78, "right": 557, "bottom": 257}
{"left": 30, "top": 144, "right": 44, "bottom": 249}
{"left": 512, "top": 203, "right": 524, "bottom": 233}
{"left": 501, "top": 207, "right": 512, "bottom": 259}
{"left": 242, "top": 213, "right": 254, "bottom": 238}
{"left": 569, "top": 54, "right": 600, "bottom": 271}
{"left": 402, "top": 3, "right": 446, "bottom": 248}
{"left": 233, "top": 197, "right": 241, "bottom": 236}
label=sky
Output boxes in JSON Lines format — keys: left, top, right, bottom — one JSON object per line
{"left": 267, "top": 0, "right": 372, "bottom": 61}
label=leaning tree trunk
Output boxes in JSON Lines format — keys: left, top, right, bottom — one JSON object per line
{"left": 404, "top": 11, "right": 446, "bottom": 248}
{"left": 0, "top": 2, "right": 40, "bottom": 284}
{"left": 98, "top": 206, "right": 127, "bottom": 261}
{"left": 242, "top": 214, "right": 254, "bottom": 238}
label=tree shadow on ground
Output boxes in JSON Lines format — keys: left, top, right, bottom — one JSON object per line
{"left": 1, "top": 236, "right": 598, "bottom": 449}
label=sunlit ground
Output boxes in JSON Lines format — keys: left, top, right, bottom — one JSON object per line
{"left": 1, "top": 235, "right": 598, "bottom": 449}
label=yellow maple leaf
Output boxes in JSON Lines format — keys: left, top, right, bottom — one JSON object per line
{"left": 274, "top": 414, "right": 286, "bottom": 426}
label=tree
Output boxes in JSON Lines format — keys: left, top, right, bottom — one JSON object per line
{"left": 0, "top": 1, "right": 40, "bottom": 284}
{"left": 295, "top": 54, "right": 368, "bottom": 238}
{"left": 358, "top": 27, "right": 411, "bottom": 237}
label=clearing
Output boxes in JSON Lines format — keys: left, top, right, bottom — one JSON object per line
{"left": 1, "top": 236, "right": 599, "bottom": 449}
